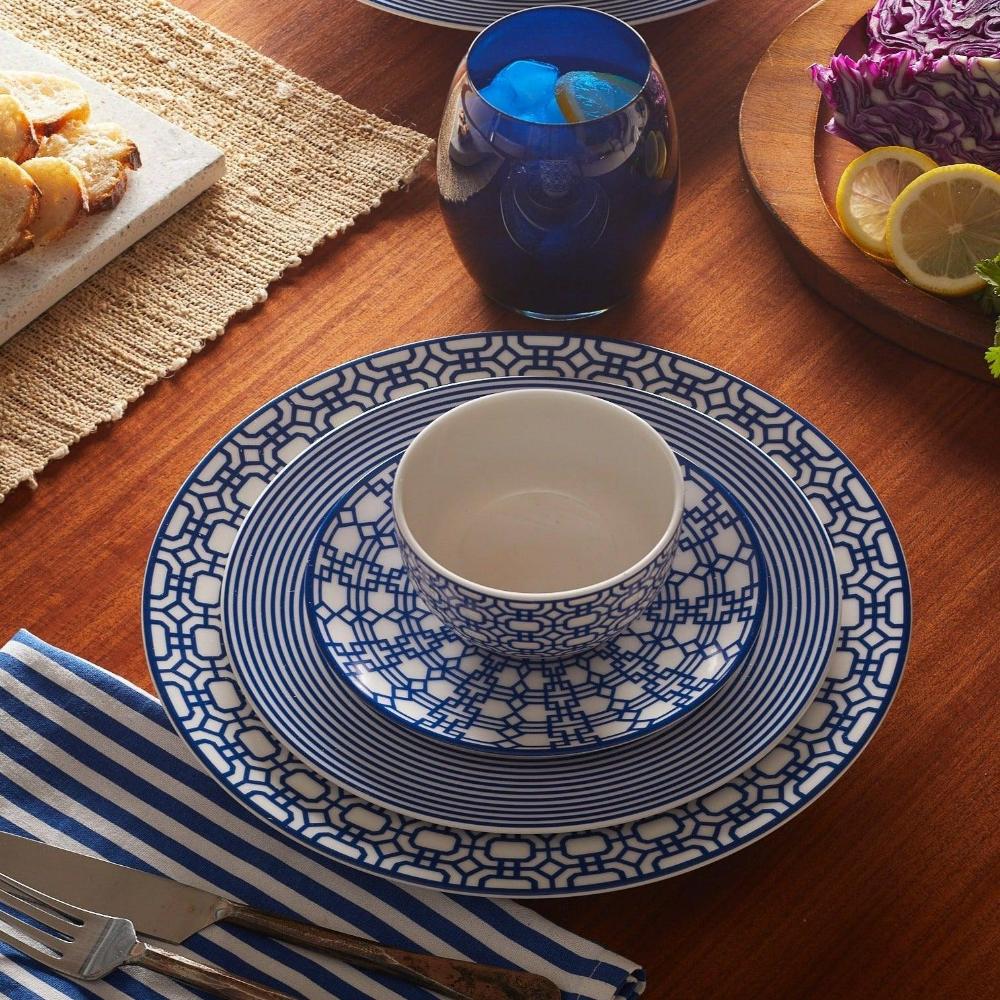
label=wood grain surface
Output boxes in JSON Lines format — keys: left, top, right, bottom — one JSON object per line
{"left": 1, "top": 1, "right": 997, "bottom": 997}
{"left": 739, "top": 0, "right": 995, "bottom": 382}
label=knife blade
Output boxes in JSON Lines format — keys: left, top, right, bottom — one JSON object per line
{"left": 0, "top": 833, "right": 560, "bottom": 1000}
{"left": 0, "top": 831, "right": 228, "bottom": 943}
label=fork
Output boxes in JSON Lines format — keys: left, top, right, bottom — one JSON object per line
{"left": 0, "top": 872, "right": 299, "bottom": 1000}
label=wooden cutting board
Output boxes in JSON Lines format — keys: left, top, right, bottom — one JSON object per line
{"left": 0, "top": 30, "right": 225, "bottom": 347}
{"left": 738, "top": 0, "right": 996, "bottom": 383}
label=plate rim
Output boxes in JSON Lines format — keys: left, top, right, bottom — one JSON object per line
{"left": 304, "top": 447, "right": 770, "bottom": 758}
{"left": 354, "top": 0, "right": 724, "bottom": 33}
{"left": 142, "top": 331, "right": 911, "bottom": 896}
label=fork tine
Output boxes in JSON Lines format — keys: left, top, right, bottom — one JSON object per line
{"left": 0, "top": 873, "right": 88, "bottom": 917}
{"left": 0, "top": 880, "right": 81, "bottom": 936}
{"left": 0, "top": 874, "right": 86, "bottom": 925}
{"left": 0, "top": 922, "right": 63, "bottom": 970}
{"left": 0, "top": 905, "right": 70, "bottom": 960}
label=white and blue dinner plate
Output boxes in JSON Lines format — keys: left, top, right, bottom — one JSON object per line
{"left": 306, "top": 452, "right": 766, "bottom": 757}
{"left": 221, "top": 377, "right": 838, "bottom": 833}
{"left": 358, "top": 0, "right": 721, "bottom": 31}
{"left": 143, "top": 334, "right": 910, "bottom": 895}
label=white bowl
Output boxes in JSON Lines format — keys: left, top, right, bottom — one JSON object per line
{"left": 392, "top": 387, "right": 684, "bottom": 659}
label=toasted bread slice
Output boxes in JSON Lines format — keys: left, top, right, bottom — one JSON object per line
{"left": 37, "top": 121, "right": 140, "bottom": 211}
{"left": 0, "top": 94, "right": 38, "bottom": 162}
{"left": 0, "top": 71, "right": 90, "bottom": 136}
{"left": 20, "top": 156, "right": 88, "bottom": 245}
{"left": 0, "top": 156, "right": 39, "bottom": 262}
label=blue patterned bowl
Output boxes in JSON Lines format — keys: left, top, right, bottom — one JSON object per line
{"left": 392, "top": 387, "right": 684, "bottom": 659}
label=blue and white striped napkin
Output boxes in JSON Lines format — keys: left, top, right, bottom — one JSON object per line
{"left": 0, "top": 631, "right": 644, "bottom": 1000}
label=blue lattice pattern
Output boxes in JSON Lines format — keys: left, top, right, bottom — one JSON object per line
{"left": 397, "top": 510, "right": 680, "bottom": 659}
{"left": 143, "top": 334, "right": 910, "bottom": 897}
{"left": 309, "top": 456, "right": 764, "bottom": 754}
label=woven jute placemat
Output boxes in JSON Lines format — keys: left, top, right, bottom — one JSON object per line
{"left": 0, "top": 0, "right": 434, "bottom": 499}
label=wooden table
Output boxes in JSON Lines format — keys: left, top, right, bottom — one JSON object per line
{"left": 2, "top": 1, "right": 997, "bottom": 996}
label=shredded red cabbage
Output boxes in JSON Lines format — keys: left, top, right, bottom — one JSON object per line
{"left": 812, "top": 52, "right": 1000, "bottom": 170}
{"left": 869, "top": 0, "right": 1000, "bottom": 58}
{"left": 812, "top": 1, "right": 1000, "bottom": 169}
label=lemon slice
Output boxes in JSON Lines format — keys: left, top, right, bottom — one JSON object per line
{"left": 886, "top": 163, "right": 1000, "bottom": 297}
{"left": 554, "top": 71, "right": 640, "bottom": 123}
{"left": 836, "top": 146, "right": 937, "bottom": 258}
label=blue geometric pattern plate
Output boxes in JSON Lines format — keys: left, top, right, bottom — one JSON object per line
{"left": 308, "top": 453, "right": 767, "bottom": 756}
{"left": 143, "top": 333, "right": 910, "bottom": 896}
{"left": 221, "top": 377, "right": 838, "bottom": 833}
{"left": 359, "top": 0, "right": 721, "bottom": 32}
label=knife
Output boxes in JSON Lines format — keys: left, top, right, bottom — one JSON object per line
{"left": 0, "top": 833, "right": 560, "bottom": 1000}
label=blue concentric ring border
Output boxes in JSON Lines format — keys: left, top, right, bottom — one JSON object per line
{"left": 221, "top": 378, "right": 835, "bottom": 833}
{"left": 356, "top": 0, "right": 723, "bottom": 32}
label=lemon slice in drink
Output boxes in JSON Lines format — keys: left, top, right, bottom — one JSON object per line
{"left": 886, "top": 163, "right": 1000, "bottom": 297}
{"left": 835, "top": 146, "right": 936, "bottom": 258}
{"left": 555, "top": 71, "right": 641, "bottom": 123}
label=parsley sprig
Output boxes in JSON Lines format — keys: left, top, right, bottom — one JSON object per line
{"left": 974, "top": 256, "right": 1000, "bottom": 379}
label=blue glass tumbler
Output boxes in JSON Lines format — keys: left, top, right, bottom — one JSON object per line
{"left": 437, "top": 5, "right": 678, "bottom": 320}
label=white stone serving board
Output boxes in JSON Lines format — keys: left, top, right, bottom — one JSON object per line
{"left": 0, "top": 31, "right": 225, "bottom": 346}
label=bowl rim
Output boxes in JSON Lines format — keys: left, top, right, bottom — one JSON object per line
{"left": 391, "top": 386, "right": 685, "bottom": 602}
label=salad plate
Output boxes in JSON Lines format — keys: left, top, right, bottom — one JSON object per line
{"left": 144, "top": 332, "right": 909, "bottom": 896}
{"left": 221, "top": 377, "right": 838, "bottom": 833}
{"left": 307, "top": 452, "right": 766, "bottom": 757}
{"left": 358, "top": 0, "right": 722, "bottom": 32}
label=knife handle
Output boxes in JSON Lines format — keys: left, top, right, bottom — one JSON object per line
{"left": 225, "top": 902, "right": 560, "bottom": 1000}
{"left": 131, "top": 941, "right": 299, "bottom": 1000}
